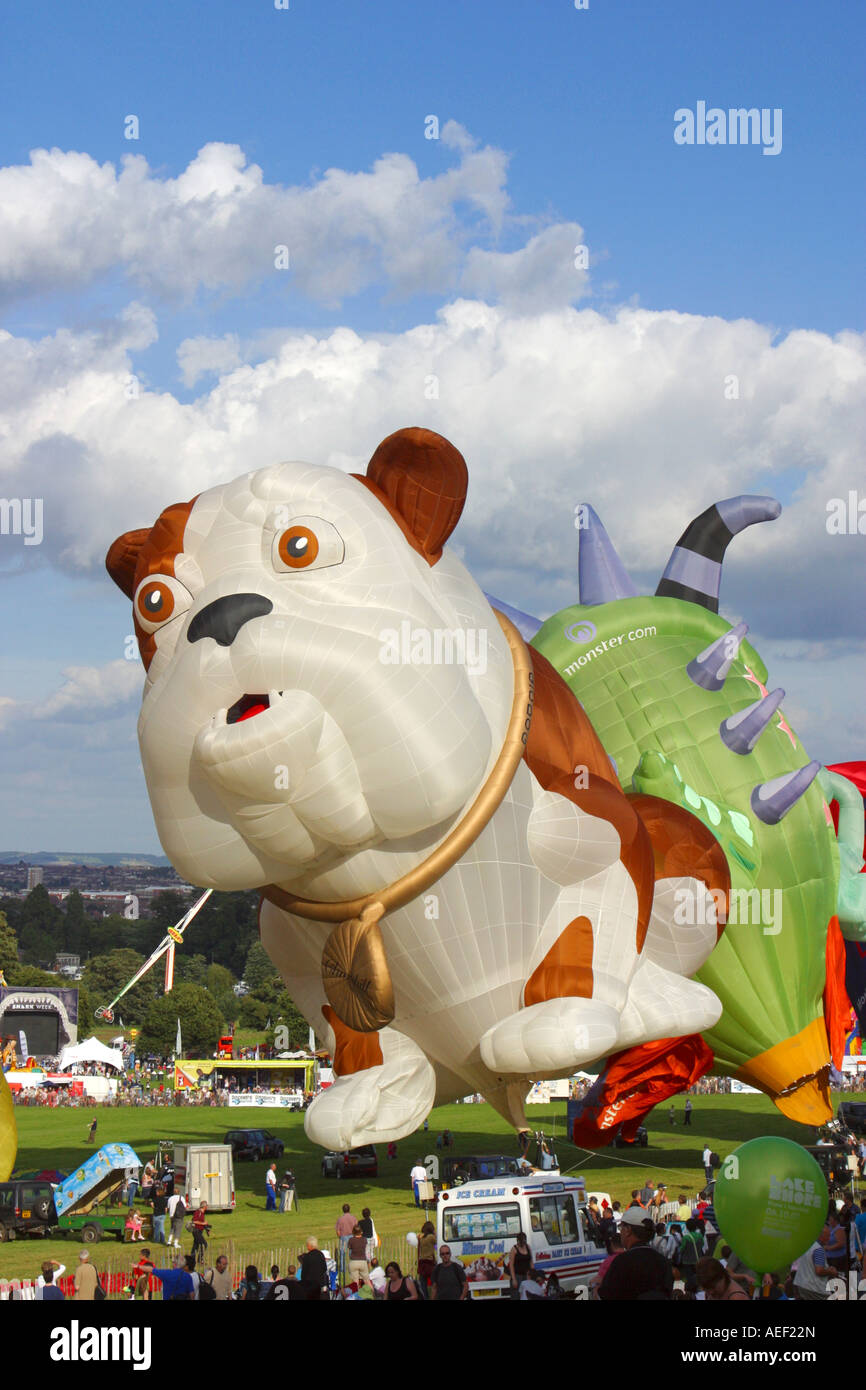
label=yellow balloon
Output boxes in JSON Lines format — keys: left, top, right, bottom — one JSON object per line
{"left": 0, "top": 1068, "right": 17, "bottom": 1181}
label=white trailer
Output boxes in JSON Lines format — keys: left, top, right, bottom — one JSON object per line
{"left": 162, "top": 1142, "right": 235, "bottom": 1212}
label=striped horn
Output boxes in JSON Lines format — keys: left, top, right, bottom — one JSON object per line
{"left": 577, "top": 504, "right": 639, "bottom": 605}
{"left": 720, "top": 688, "right": 786, "bottom": 755}
{"left": 656, "top": 495, "right": 781, "bottom": 612}
{"left": 751, "top": 761, "right": 821, "bottom": 825}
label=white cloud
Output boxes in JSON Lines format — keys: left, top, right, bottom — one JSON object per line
{"left": 461, "top": 224, "right": 589, "bottom": 311}
{"left": 0, "top": 136, "right": 515, "bottom": 306}
{"left": 31, "top": 660, "right": 142, "bottom": 722}
{"left": 2, "top": 297, "right": 863, "bottom": 640}
{"left": 177, "top": 333, "right": 242, "bottom": 388}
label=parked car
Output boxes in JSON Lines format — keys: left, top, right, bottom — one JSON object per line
{"left": 608, "top": 1125, "right": 649, "bottom": 1148}
{"left": 223, "top": 1129, "right": 284, "bottom": 1162}
{"left": 435, "top": 1154, "right": 524, "bottom": 1187}
{"left": 0, "top": 1179, "right": 57, "bottom": 1241}
{"left": 838, "top": 1102, "right": 866, "bottom": 1137}
{"left": 803, "top": 1144, "right": 853, "bottom": 1196}
{"left": 321, "top": 1145, "right": 378, "bottom": 1179}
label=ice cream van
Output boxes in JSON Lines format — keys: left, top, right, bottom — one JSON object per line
{"left": 435, "top": 1172, "right": 607, "bottom": 1297}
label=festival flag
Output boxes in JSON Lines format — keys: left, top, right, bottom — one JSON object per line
{"left": 175, "top": 1018, "right": 182, "bottom": 1056}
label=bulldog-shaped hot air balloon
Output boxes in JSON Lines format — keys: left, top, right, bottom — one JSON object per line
{"left": 106, "top": 428, "right": 731, "bottom": 1150}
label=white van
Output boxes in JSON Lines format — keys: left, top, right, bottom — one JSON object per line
{"left": 436, "top": 1172, "right": 607, "bottom": 1297}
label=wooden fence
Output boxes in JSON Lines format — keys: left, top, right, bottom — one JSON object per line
{"left": 0, "top": 1233, "right": 418, "bottom": 1299}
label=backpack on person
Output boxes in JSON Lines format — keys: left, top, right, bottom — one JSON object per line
{"left": 679, "top": 1231, "right": 700, "bottom": 1266}
{"left": 199, "top": 1272, "right": 217, "bottom": 1301}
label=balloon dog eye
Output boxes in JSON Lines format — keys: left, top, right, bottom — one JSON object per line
{"left": 271, "top": 516, "right": 345, "bottom": 573}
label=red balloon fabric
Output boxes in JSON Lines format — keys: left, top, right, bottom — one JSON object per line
{"left": 827, "top": 762, "right": 866, "bottom": 1038}
{"left": 571, "top": 1034, "right": 714, "bottom": 1148}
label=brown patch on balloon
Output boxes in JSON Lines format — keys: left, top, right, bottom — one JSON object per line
{"left": 321, "top": 902, "right": 395, "bottom": 1033}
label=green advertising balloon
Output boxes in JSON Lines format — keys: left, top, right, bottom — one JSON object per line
{"left": 714, "top": 1136, "right": 829, "bottom": 1274}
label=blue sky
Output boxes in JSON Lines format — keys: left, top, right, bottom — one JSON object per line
{"left": 0, "top": 0, "right": 863, "bottom": 850}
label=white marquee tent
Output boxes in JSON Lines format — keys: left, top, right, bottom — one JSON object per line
{"left": 57, "top": 1036, "right": 124, "bottom": 1071}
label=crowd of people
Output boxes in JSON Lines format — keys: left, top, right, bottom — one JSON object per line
{"left": 579, "top": 1180, "right": 866, "bottom": 1301}
{"left": 4, "top": 1179, "right": 866, "bottom": 1301}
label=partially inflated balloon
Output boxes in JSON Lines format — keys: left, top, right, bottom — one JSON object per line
{"left": 714, "top": 1137, "right": 828, "bottom": 1274}
{"left": 0, "top": 1069, "right": 16, "bottom": 1180}
{"left": 533, "top": 498, "right": 841, "bottom": 1125}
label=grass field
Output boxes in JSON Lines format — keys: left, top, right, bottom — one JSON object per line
{"left": 1, "top": 1090, "right": 837, "bottom": 1283}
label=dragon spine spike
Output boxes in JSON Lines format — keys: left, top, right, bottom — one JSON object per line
{"left": 750, "top": 760, "right": 821, "bottom": 825}
{"left": 577, "top": 503, "right": 639, "bottom": 605}
{"left": 686, "top": 621, "right": 749, "bottom": 691}
{"left": 719, "top": 687, "right": 786, "bottom": 755}
{"left": 655, "top": 495, "right": 782, "bottom": 611}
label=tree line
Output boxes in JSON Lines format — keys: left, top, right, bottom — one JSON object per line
{"left": 0, "top": 886, "right": 311, "bottom": 1059}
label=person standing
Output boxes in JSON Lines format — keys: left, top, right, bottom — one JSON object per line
{"left": 417, "top": 1219, "right": 437, "bottom": 1294}
{"left": 793, "top": 1228, "right": 833, "bottom": 1301}
{"left": 506, "top": 1231, "right": 533, "bottom": 1299}
{"left": 38, "top": 1268, "right": 65, "bottom": 1301}
{"left": 410, "top": 1159, "right": 427, "bottom": 1208}
{"left": 86, "top": 1118, "right": 97, "bottom": 1144}
{"left": 825, "top": 1211, "right": 848, "bottom": 1277}
{"left": 167, "top": 1189, "right": 186, "bottom": 1248}
{"left": 430, "top": 1247, "right": 468, "bottom": 1301}
{"left": 73, "top": 1250, "right": 99, "bottom": 1301}
{"left": 265, "top": 1162, "right": 278, "bottom": 1212}
{"left": 702, "top": 1144, "right": 714, "bottom": 1187}
{"left": 335, "top": 1202, "right": 356, "bottom": 1275}
{"left": 210, "top": 1253, "right": 233, "bottom": 1301}
{"left": 151, "top": 1184, "right": 168, "bottom": 1244}
{"left": 359, "top": 1206, "right": 376, "bottom": 1262}
{"left": 191, "top": 1201, "right": 210, "bottom": 1265}
{"left": 237, "top": 1264, "right": 262, "bottom": 1300}
{"left": 35, "top": 1260, "right": 65, "bottom": 1298}
{"left": 279, "top": 1168, "right": 297, "bottom": 1212}
{"left": 668, "top": 1105, "right": 676, "bottom": 1127}
{"left": 684, "top": 1097, "right": 693, "bottom": 1126}
{"left": 385, "top": 1260, "right": 419, "bottom": 1300}
{"left": 154, "top": 1254, "right": 195, "bottom": 1301}
{"left": 649, "top": 1184, "right": 667, "bottom": 1217}
{"left": 597, "top": 1208, "right": 673, "bottom": 1300}
{"left": 347, "top": 1223, "right": 370, "bottom": 1289}
{"left": 130, "top": 1249, "right": 155, "bottom": 1301}
{"left": 299, "top": 1236, "right": 328, "bottom": 1301}
{"left": 126, "top": 1166, "right": 139, "bottom": 1209}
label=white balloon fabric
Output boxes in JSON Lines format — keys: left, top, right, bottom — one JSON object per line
{"left": 107, "top": 428, "right": 727, "bottom": 1151}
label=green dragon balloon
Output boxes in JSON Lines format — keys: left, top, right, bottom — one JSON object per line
{"left": 531, "top": 496, "right": 845, "bottom": 1125}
